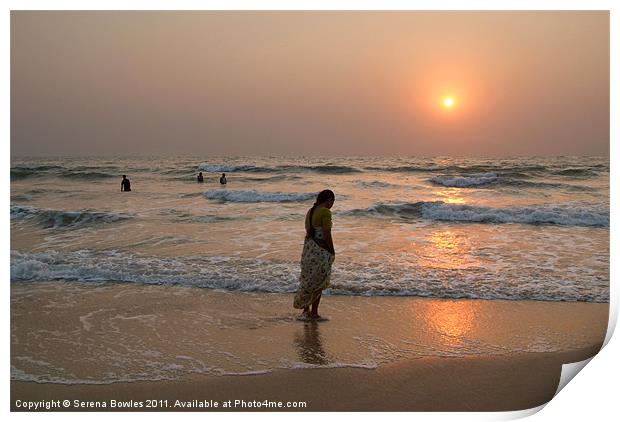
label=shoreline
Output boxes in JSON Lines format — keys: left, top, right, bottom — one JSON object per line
{"left": 10, "top": 281, "right": 609, "bottom": 411}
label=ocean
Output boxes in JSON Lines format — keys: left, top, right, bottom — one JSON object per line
{"left": 11, "top": 155, "right": 609, "bottom": 302}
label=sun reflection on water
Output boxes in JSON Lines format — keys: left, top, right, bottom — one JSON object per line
{"left": 435, "top": 188, "right": 466, "bottom": 204}
{"left": 417, "top": 230, "right": 481, "bottom": 270}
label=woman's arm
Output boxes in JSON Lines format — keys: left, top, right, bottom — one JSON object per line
{"left": 322, "top": 226, "right": 335, "bottom": 255}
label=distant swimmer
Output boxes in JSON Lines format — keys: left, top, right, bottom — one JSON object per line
{"left": 219, "top": 173, "right": 227, "bottom": 185}
{"left": 121, "top": 175, "right": 131, "bottom": 192}
{"left": 197, "top": 172, "right": 204, "bottom": 183}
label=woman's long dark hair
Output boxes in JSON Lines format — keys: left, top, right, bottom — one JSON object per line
{"left": 306, "top": 189, "right": 335, "bottom": 238}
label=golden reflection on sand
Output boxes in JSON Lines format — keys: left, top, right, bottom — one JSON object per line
{"left": 418, "top": 301, "right": 482, "bottom": 346}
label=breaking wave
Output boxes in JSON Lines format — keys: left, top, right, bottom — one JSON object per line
{"left": 10, "top": 250, "right": 608, "bottom": 302}
{"left": 342, "top": 201, "right": 609, "bottom": 227}
{"left": 428, "top": 174, "right": 595, "bottom": 192}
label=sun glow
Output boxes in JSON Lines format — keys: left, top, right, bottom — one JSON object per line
{"left": 442, "top": 97, "right": 455, "bottom": 108}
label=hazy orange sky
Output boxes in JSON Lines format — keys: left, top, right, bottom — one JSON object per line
{"left": 11, "top": 11, "right": 609, "bottom": 157}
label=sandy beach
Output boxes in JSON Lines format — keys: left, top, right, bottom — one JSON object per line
{"left": 10, "top": 281, "right": 608, "bottom": 411}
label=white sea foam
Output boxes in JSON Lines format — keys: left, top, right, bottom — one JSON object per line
{"left": 219, "top": 370, "right": 272, "bottom": 376}
{"left": 10, "top": 365, "right": 178, "bottom": 385}
{"left": 9, "top": 250, "right": 299, "bottom": 292}
{"left": 278, "top": 361, "right": 378, "bottom": 370}
{"left": 9, "top": 249, "right": 609, "bottom": 302}
{"left": 418, "top": 202, "right": 609, "bottom": 227}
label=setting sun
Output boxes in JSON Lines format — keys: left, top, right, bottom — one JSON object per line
{"left": 443, "top": 97, "right": 455, "bottom": 108}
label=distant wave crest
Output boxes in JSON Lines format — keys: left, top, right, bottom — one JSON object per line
{"left": 356, "top": 180, "right": 402, "bottom": 189}
{"left": 11, "top": 165, "right": 117, "bottom": 180}
{"left": 430, "top": 173, "right": 498, "bottom": 187}
{"left": 204, "top": 189, "right": 314, "bottom": 203}
{"left": 197, "top": 164, "right": 265, "bottom": 173}
{"left": 58, "top": 170, "right": 117, "bottom": 179}
{"left": 10, "top": 204, "right": 131, "bottom": 229}
{"left": 11, "top": 159, "right": 607, "bottom": 182}
{"left": 197, "top": 163, "right": 362, "bottom": 174}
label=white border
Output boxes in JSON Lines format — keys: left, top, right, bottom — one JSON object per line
{"left": 4, "top": 1, "right": 617, "bottom": 421}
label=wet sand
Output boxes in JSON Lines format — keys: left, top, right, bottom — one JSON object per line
{"left": 11, "top": 282, "right": 609, "bottom": 411}
{"left": 11, "top": 346, "right": 603, "bottom": 412}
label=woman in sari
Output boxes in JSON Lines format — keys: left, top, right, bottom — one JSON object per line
{"left": 294, "top": 189, "right": 336, "bottom": 319}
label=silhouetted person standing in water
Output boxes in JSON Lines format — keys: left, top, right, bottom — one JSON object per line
{"left": 220, "top": 173, "right": 227, "bottom": 185}
{"left": 197, "top": 172, "right": 204, "bottom": 183}
{"left": 121, "top": 175, "right": 131, "bottom": 192}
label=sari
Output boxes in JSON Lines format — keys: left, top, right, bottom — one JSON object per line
{"left": 293, "top": 227, "right": 335, "bottom": 309}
